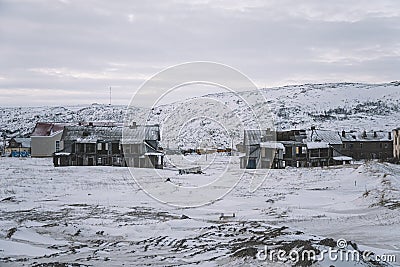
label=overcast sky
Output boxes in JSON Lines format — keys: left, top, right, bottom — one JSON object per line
{"left": 0, "top": 0, "right": 399, "bottom": 106}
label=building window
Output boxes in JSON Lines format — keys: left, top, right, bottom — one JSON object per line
{"left": 343, "top": 144, "right": 346, "bottom": 149}
{"left": 360, "top": 143, "right": 363, "bottom": 148}
{"left": 97, "top": 157, "right": 102, "bottom": 164}
{"left": 97, "top": 143, "right": 102, "bottom": 150}
{"left": 105, "top": 143, "right": 109, "bottom": 150}
{"left": 302, "top": 147, "right": 307, "bottom": 154}
{"left": 349, "top": 143, "right": 354, "bottom": 148}
{"left": 55, "top": 141, "right": 60, "bottom": 152}
{"left": 384, "top": 143, "right": 388, "bottom": 149}
{"left": 87, "top": 144, "right": 95, "bottom": 153}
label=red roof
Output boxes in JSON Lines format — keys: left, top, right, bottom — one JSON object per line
{"left": 31, "top": 122, "right": 68, "bottom": 136}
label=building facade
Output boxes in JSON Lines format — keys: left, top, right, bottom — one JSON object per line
{"left": 340, "top": 130, "right": 393, "bottom": 160}
{"left": 122, "top": 124, "right": 164, "bottom": 169}
{"left": 53, "top": 123, "right": 164, "bottom": 168}
{"left": 393, "top": 128, "right": 400, "bottom": 159}
{"left": 5, "top": 137, "right": 31, "bottom": 157}
{"left": 305, "top": 141, "right": 332, "bottom": 167}
{"left": 31, "top": 122, "right": 67, "bottom": 157}
{"left": 54, "top": 125, "right": 124, "bottom": 167}
{"left": 240, "top": 129, "right": 276, "bottom": 169}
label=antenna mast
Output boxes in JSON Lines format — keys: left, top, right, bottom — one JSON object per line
{"left": 109, "top": 86, "right": 112, "bottom": 105}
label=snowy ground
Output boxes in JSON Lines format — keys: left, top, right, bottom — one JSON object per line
{"left": 0, "top": 156, "right": 399, "bottom": 266}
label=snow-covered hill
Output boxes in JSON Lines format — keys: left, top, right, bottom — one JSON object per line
{"left": 1, "top": 82, "right": 399, "bottom": 149}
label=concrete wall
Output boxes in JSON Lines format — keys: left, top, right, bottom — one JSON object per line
{"left": 31, "top": 131, "right": 63, "bottom": 157}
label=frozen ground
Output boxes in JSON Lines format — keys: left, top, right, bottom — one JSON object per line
{"left": 0, "top": 156, "right": 399, "bottom": 266}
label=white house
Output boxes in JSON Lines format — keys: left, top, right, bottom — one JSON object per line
{"left": 31, "top": 122, "right": 67, "bottom": 157}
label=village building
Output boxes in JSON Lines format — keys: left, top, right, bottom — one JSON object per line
{"left": 240, "top": 129, "right": 308, "bottom": 169}
{"left": 54, "top": 124, "right": 123, "bottom": 167}
{"left": 306, "top": 128, "right": 352, "bottom": 165}
{"left": 340, "top": 130, "right": 393, "bottom": 160}
{"left": 240, "top": 128, "right": 359, "bottom": 169}
{"left": 31, "top": 122, "right": 68, "bottom": 157}
{"left": 304, "top": 141, "right": 331, "bottom": 167}
{"left": 53, "top": 123, "right": 164, "bottom": 168}
{"left": 259, "top": 141, "right": 285, "bottom": 168}
{"left": 122, "top": 123, "right": 164, "bottom": 169}
{"left": 5, "top": 137, "right": 31, "bottom": 157}
{"left": 240, "top": 129, "right": 276, "bottom": 169}
{"left": 308, "top": 128, "right": 343, "bottom": 156}
{"left": 278, "top": 129, "right": 308, "bottom": 168}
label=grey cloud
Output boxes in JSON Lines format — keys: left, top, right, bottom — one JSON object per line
{"left": 0, "top": 0, "right": 399, "bottom": 106}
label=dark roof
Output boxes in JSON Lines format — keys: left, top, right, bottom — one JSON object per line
{"left": 307, "top": 130, "right": 343, "bottom": 145}
{"left": 243, "top": 129, "right": 275, "bottom": 146}
{"left": 62, "top": 126, "right": 122, "bottom": 142}
{"left": 31, "top": 122, "right": 68, "bottom": 137}
{"left": 61, "top": 124, "right": 161, "bottom": 144}
{"left": 341, "top": 130, "right": 391, "bottom": 142}
{"left": 122, "top": 125, "right": 160, "bottom": 144}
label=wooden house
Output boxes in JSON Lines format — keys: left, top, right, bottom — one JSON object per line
{"left": 340, "top": 130, "right": 393, "bottom": 160}
{"left": 54, "top": 123, "right": 164, "bottom": 168}
{"left": 259, "top": 141, "right": 285, "bottom": 168}
{"left": 308, "top": 128, "right": 343, "bottom": 157}
{"left": 5, "top": 137, "right": 31, "bottom": 157}
{"left": 306, "top": 127, "right": 352, "bottom": 165}
{"left": 278, "top": 130, "right": 308, "bottom": 168}
{"left": 240, "top": 129, "right": 307, "bottom": 169}
{"left": 54, "top": 125, "right": 124, "bottom": 167}
{"left": 122, "top": 124, "right": 164, "bottom": 169}
{"left": 304, "top": 141, "right": 331, "bottom": 167}
{"left": 240, "top": 129, "right": 276, "bottom": 169}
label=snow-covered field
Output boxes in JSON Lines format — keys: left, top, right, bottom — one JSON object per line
{"left": 0, "top": 156, "right": 399, "bottom": 266}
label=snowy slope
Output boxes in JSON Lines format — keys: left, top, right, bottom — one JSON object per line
{"left": 149, "top": 81, "right": 400, "bottom": 148}
{"left": 1, "top": 82, "right": 399, "bottom": 149}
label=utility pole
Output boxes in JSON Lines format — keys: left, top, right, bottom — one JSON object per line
{"left": 2, "top": 134, "right": 5, "bottom": 156}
